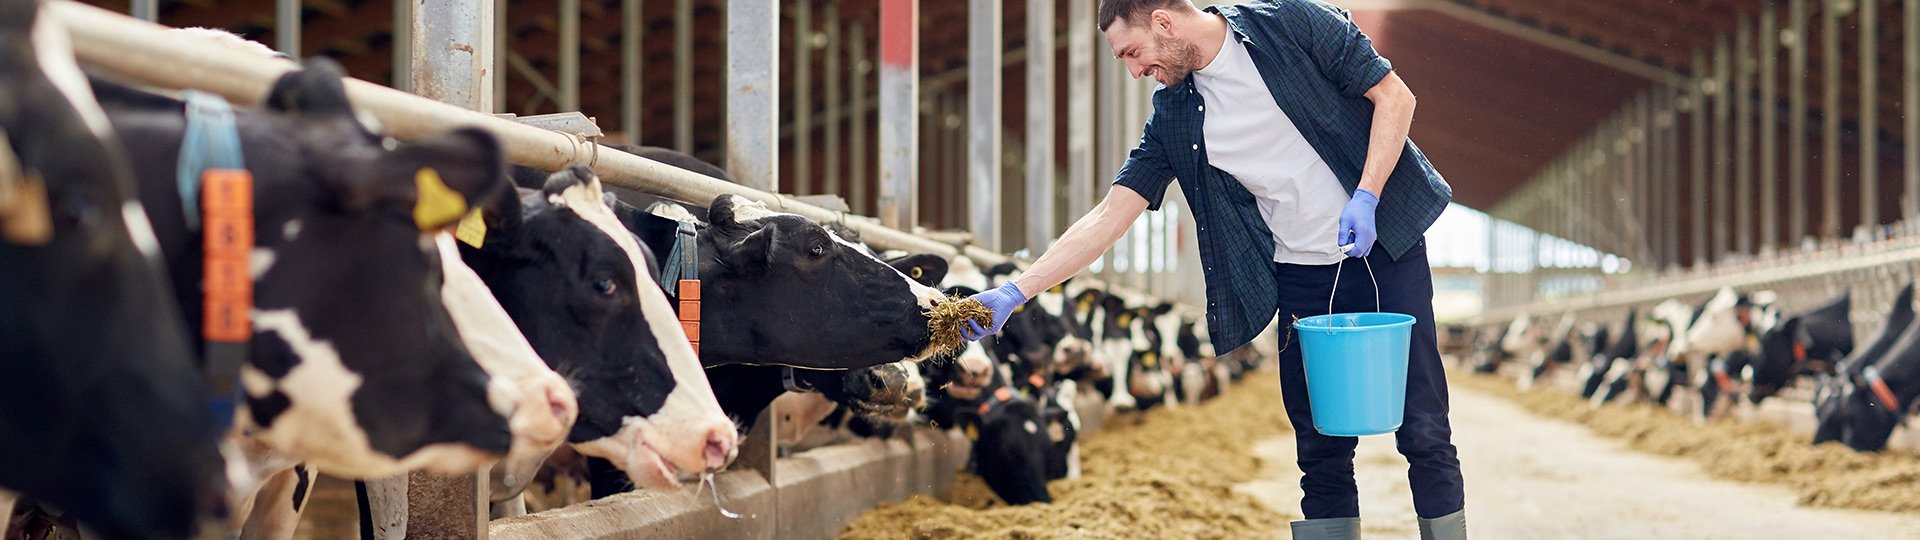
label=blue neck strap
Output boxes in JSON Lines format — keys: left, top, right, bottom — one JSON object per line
{"left": 176, "top": 90, "right": 246, "bottom": 230}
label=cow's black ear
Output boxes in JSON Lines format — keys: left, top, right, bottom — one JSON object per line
{"left": 718, "top": 226, "right": 773, "bottom": 274}
{"left": 887, "top": 253, "right": 949, "bottom": 287}
{"left": 707, "top": 194, "right": 758, "bottom": 239}
{"left": 372, "top": 127, "right": 509, "bottom": 230}
{"left": 264, "top": 58, "right": 354, "bottom": 117}
{"left": 1152, "top": 303, "right": 1174, "bottom": 316}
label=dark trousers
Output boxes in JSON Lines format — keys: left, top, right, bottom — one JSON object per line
{"left": 1273, "top": 240, "right": 1465, "bottom": 519}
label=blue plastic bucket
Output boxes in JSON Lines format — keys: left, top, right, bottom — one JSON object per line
{"left": 1292, "top": 312, "right": 1416, "bottom": 436}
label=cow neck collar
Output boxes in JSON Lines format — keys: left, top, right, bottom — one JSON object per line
{"left": 659, "top": 220, "right": 702, "bottom": 356}
{"left": 178, "top": 89, "right": 251, "bottom": 429}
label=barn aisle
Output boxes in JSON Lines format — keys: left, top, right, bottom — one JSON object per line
{"left": 1234, "top": 381, "right": 1920, "bottom": 539}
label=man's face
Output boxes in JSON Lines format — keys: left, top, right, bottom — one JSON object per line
{"left": 1104, "top": 12, "right": 1201, "bottom": 87}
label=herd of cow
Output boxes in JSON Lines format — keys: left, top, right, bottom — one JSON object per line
{"left": 1466, "top": 279, "right": 1920, "bottom": 454}
{"left": 0, "top": 2, "right": 1269, "bottom": 538}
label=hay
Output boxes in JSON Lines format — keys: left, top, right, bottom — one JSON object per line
{"left": 927, "top": 297, "right": 994, "bottom": 356}
{"left": 837, "top": 372, "right": 1294, "bottom": 539}
{"left": 1458, "top": 374, "right": 1920, "bottom": 513}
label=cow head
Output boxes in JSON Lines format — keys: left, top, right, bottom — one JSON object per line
{"left": 0, "top": 4, "right": 224, "bottom": 535}
{"left": 1749, "top": 316, "right": 1805, "bottom": 402}
{"left": 700, "top": 194, "right": 946, "bottom": 369}
{"left": 954, "top": 388, "right": 1052, "bottom": 505}
{"left": 460, "top": 167, "right": 736, "bottom": 490}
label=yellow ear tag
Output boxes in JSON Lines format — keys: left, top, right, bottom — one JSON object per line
{"left": 1048, "top": 284, "right": 1064, "bottom": 294}
{"left": 1118, "top": 313, "right": 1134, "bottom": 327}
{"left": 910, "top": 267, "right": 924, "bottom": 280}
{"left": 963, "top": 423, "right": 979, "bottom": 441}
{"left": 1143, "top": 353, "right": 1158, "bottom": 369}
{"left": 454, "top": 208, "right": 487, "bottom": 248}
{"left": 1077, "top": 298, "right": 1094, "bottom": 314}
{"left": 1013, "top": 303, "right": 1026, "bottom": 314}
{"left": 412, "top": 167, "right": 468, "bottom": 230}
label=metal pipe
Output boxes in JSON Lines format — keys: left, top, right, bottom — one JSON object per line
{"left": 968, "top": 0, "right": 1003, "bottom": 252}
{"left": 1666, "top": 85, "right": 1682, "bottom": 267}
{"left": 1067, "top": 0, "right": 1095, "bottom": 221}
{"left": 1824, "top": 0, "right": 1842, "bottom": 237}
{"left": 1026, "top": 0, "right": 1055, "bottom": 253}
{"left": 391, "top": 0, "right": 411, "bottom": 92}
{"left": 877, "top": 0, "right": 919, "bottom": 228}
{"left": 276, "top": 0, "right": 300, "bottom": 58}
{"left": 727, "top": 0, "right": 779, "bottom": 192}
{"left": 1909, "top": 0, "right": 1919, "bottom": 221}
{"left": 411, "top": 0, "right": 494, "bottom": 114}
{"left": 621, "top": 0, "right": 642, "bottom": 140}
{"left": 1862, "top": 0, "right": 1880, "bottom": 231}
{"left": 1714, "top": 35, "right": 1732, "bottom": 259}
{"left": 129, "top": 0, "right": 154, "bottom": 21}
{"left": 850, "top": 23, "right": 870, "bottom": 214}
{"left": 674, "top": 0, "right": 693, "bottom": 153}
{"left": 1761, "top": 3, "right": 1778, "bottom": 251}
{"left": 1791, "top": 0, "right": 1810, "bottom": 244}
{"left": 1736, "top": 19, "right": 1754, "bottom": 255}
{"left": 493, "top": 0, "right": 507, "bottom": 112}
{"left": 824, "top": 9, "right": 843, "bottom": 199}
{"left": 1693, "top": 48, "right": 1710, "bottom": 266}
{"left": 557, "top": 0, "right": 579, "bottom": 112}
{"left": 793, "top": 0, "right": 813, "bottom": 194}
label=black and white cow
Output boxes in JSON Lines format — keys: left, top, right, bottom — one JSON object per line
{"left": 1748, "top": 290, "right": 1852, "bottom": 403}
{"left": 92, "top": 59, "right": 519, "bottom": 482}
{"left": 617, "top": 194, "right": 948, "bottom": 369}
{"left": 460, "top": 167, "right": 737, "bottom": 492}
{"left": 1814, "top": 305, "right": 1920, "bottom": 452}
{"left": 1577, "top": 309, "right": 1635, "bottom": 400}
{"left": 0, "top": 2, "right": 226, "bottom": 535}
{"left": 1814, "top": 283, "right": 1914, "bottom": 446}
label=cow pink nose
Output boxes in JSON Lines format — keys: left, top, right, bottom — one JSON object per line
{"left": 547, "top": 385, "right": 579, "bottom": 429}
{"left": 704, "top": 427, "right": 737, "bottom": 472}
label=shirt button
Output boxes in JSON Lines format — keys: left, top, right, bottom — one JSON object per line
{"left": 1197, "top": 105, "right": 1205, "bottom": 112}
{"left": 1191, "top": 144, "right": 1199, "bottom": 150}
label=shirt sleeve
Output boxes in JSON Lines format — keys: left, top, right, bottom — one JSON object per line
{"left": 1112, "top": 107, "right": 1175, "bottom": 212}
{"left": 1281, "top": 1, "right": 1393, "bottom": 98}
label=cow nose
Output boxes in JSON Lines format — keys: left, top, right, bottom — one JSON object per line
{"left": 704, "top": 427, "right": 736, "bottom": 472}
{"left": 546, "top": 384, "right": 579, "bottom": 433}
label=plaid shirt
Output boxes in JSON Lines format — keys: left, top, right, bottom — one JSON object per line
{"left": 1113, "top": 0, "right": 1452, "bottom": 354}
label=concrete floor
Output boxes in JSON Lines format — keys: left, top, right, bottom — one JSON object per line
{"left": 1234, "top": 383, "right": 1920, "bottom": 539}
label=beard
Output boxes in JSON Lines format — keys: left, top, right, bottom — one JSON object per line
{"left": 1152, "top": 33, "right": 1203, "bottom": 83}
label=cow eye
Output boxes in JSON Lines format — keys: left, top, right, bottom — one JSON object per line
{"left": 592, "top": 277, "right": 619, "bottom": 297}
{"left": 809, "top": 244, "right": 827, "bottom": 258}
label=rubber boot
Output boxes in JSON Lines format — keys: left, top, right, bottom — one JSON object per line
{"left": 1418, "top": 510, "right": 1467, "bottom": 540}
{"left": 1288, "top": 517, "right": 1361, "bottom": 540}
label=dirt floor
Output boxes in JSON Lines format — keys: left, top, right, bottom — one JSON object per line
{"left": 1232, "top": 375, "right": 1920, "bottom": 539}
{"left": 838, "top": 375, "right": 1297, "bottom": 539}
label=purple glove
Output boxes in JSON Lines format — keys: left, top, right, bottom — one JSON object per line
{"left": 1338, "top": 188, "right": 1379, "bottom": 258}
{"left": 961, "top": 282, "right": 1027, "bottom": 341}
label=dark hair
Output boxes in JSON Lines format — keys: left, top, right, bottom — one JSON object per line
{"left": 1097, "top": 0, "right": 1195, "bottom": 31}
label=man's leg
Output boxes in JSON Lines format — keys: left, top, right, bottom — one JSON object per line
{"left": 1275, "top": 261, "right": 1361, "bottom": 519}
{"left": 1369, "top": 241, "right": 1466, "bottom": 519}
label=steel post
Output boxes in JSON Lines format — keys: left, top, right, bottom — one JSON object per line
{"left": 728, "top": 0, "right": 780, "bottom": 192}
{"left": 1736, "top": 19, "right": 1754, "bottom": 255}
{"left": 621, "top": 0, "right": 642, "bottom": 141}
{"left": 1824, "top": 0, "right": 1842, "bottom": 238}
{"left": 825, "top": 9, "right": 844, "bottom": 198}
{"left": 674, "top": 0, "right": 693, "bottom": 152}
{"left": 1067, "top": 0, "right": 1095, "bottom": 221}
{"left": 1026, "top": 0, "right": 1056, "bottom": 253}
{"left": 1791, "top": 0, "right": 1810, "bottom": 244}
{"left": 557, "top": 0, "right": 579, "bottom": 111}
{"left": 1862, "top": 0, "right": 1880, "bottom": 231}
{"left": 276, "top": 0, "right": 300, "bottom": 58}
{"left": 1762, "top": 3, "right": 1779, "bottom": 250}
{"left": 968, "top": 0, "right": 1003, "bottom": 251}
{"left": 794, "top": 0, "right": 814, "bottom": 194}
{"left": 877, "top": 0, "right": 918, "bottom": 228}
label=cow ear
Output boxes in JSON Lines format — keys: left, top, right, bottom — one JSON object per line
{"left": 371, "top": 127, "right": 510, "bottom": 231}
{"left": 1153, "top": 303, "right": 1174, "bottom": 316}
{"left": 717, "top": 226, "right": 773, "bottom": 274}
{"left": 264, "top": 58, "right": 355, "bottom": 118}
{"left": 887, "top": 253, "right": 949, "bottom": 286}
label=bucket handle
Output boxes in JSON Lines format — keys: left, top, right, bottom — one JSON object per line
{"left": 1324, "top": 245, "right": 1381, "bottom": 334}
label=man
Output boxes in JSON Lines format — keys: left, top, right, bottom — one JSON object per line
{"left": 961, "top": 1, "right": 1463, "bottom": 538}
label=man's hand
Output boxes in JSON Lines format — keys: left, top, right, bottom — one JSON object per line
{"left": 961, "top": 282, "right": 1027, "bottom": 341}
{"left": 1338, "top": 188, "right": 1380, "bottom": 258}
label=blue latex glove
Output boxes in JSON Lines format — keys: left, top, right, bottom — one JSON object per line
{"left": 961, "top": 282, "right": 1028, "bottom": 341}
{"left": 1338, "top": 188, "right": 1380, "bottom": 258}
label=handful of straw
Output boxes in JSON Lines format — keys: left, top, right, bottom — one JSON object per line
{"left": 926, "top": 295, "right": 994, "bottom": 356}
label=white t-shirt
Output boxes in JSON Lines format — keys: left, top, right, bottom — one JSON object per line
{"left": 1192, "top": 30, "right": 1352, "bottom": 265}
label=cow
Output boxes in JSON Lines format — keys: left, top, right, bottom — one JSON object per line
{"left": 90, "top": 57, "right": 520, "bottom": 486}
{"left": 1816, "top": 307, "right": 1920, "bottom": 452}
{"left": 1748, "top": 290, "right": 1852, "bottom": 403}
{"left": 0, "top": 1, "right": 226, "bottom": 535}
{"left": 1814, "top": 283, "right": 1914, "bottom": 446}
{"left": 931, "top": 345, "right": 1055, "bottom": 505}
{"left": 1681, "top": 288, "right": 1776, "bottom": 419}
{"left": 1578, "top": 309, "right": 1637, "bottom": 401}
{"left": 1519, "top": 313, "right": 1582, "bottom": 391}
{"left": 458, "top": 166, "right": 738, "bottom": 498}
